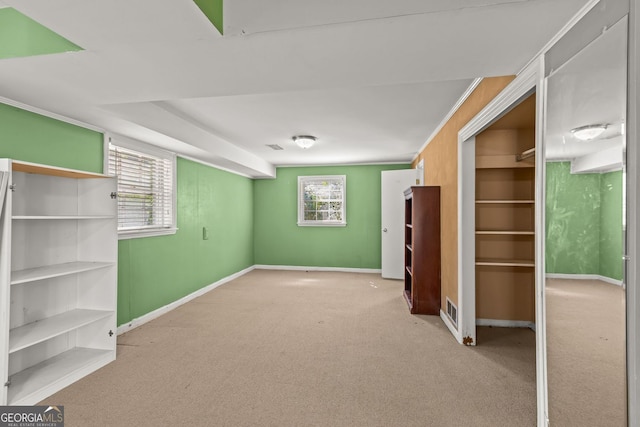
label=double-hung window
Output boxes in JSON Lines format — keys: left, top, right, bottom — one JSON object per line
{"left": 298, "top": 175, "right": 346, "bottom": 226}
{"left": 106, "top": 137, "right": 176, "bottom": 239}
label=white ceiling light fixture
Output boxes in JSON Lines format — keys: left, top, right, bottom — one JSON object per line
{"left": 292, "top": 135, "right": 317, "bottom": 149}
{"left": 570, "top": 124, "right": 608, "bottom": 141}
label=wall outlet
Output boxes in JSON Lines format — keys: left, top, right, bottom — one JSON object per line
{"left": 202, "top": 227, "right": 209, "bottom": 240}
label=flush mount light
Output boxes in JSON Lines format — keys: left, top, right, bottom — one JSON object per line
{"left": 292, "top": 135, "right": 316, "bottom": 149}
{"left": 570, "top": 124, "right": 608, "bottom": 141}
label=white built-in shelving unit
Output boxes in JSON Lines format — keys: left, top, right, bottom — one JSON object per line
{"left": 0, "top": 159, "right": 117, "bottom": 405}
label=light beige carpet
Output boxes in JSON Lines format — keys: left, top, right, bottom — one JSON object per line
{"left": 546, "top": 278, "right": 627, "bottom": 427}
{"left": 41, "top": 270, "right": 536, "bottom": 426}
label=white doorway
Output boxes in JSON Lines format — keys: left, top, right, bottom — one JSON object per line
{"left": 381, "top": 169, "right": 420, "bottom": 279}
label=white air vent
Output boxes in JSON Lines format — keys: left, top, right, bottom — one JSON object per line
{"left": 446, "top": 297, "right": 458, "bottom": 327}
{"left": 266, "top": 144, "right": 284, "bottom": 150}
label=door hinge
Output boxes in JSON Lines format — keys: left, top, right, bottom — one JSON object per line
{"left": 9, "top": 184, "right": 16, "bottom": 192}
{"left": 110, "top": 192, "right": 117, "bottom": 199}
{"left": 4, "top": 379, "right": 10, "bottom": 387}
{"left": 108, "top": 330, "right": 114, "bottom": 337}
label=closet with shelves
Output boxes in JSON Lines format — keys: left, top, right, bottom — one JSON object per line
{"left": 474, "top": 95, "right": 536, "bottom": 324}
{"left": 0, "top": 159, "right": 117, "bottom": 405}
{"left": 403, "top": 186, "right": 441, "bottom": 315}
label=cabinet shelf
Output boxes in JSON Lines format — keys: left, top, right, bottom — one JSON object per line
{"left": 476, "top": 230, "right": 534, "bottom": 235}
{"left": 12, "top": 215, "right": 115, "bottom": 220}
{"left": 475, "top": 200, "right": 534, "bottom": 204}
{"left": 475, "top": 259, "right": 535, "bottom": 267}
{"left": 8, "top": 347, "right": 114, "bottom": 405}
{"left": 1, "top": 158, "right": 117, "bottom": 405}
{"left": 9, "top": 309, "right": 113, "bottom": 354}
{"left": 11, "top": 261, "right": 114, "bottom": 286}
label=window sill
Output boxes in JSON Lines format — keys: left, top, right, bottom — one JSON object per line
{"left": 118, "top": 227, "right": 178, "bottom": 240}
{"left": 297, "top": 222, "right": 347, "bottom": 227}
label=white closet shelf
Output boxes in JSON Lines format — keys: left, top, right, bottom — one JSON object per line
{"left": 9, "top": 309, "right": 113, "bottom": 354}
{"left": 8, "top": 347, "right": 113, "bottom": 405}
{"left": 476, "top": 259, "right": 535, "bottom": 267}
{"left": 11, "top": 261, "right": 115, "bottom": 285}
{"left": 12, "top": 215, "right": 115, "bottom": 220}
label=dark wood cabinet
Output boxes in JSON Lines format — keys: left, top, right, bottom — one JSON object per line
{"left": 403, "top": 186, "right": 441, "bottom": 315}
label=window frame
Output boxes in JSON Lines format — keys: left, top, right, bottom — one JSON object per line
{"left": 104, "top": 134, "right": 177, "bottom": 240}
{"left": 297, "top": 175, "right": 347, "bottom": 227}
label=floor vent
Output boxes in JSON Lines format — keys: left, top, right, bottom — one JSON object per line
{"left": 446, "top": 297, "right": 458, "bottom": 327}
{"left": 266, "top": 144, "right": 284, "bottom": 150}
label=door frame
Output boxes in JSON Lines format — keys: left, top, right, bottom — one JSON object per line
{"left": 456, "top": 58, "right": 547, "bottom": 425}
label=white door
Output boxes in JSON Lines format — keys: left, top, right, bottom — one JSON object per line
{"left": 381, "top": 169, "right": 420, "bottom": 279}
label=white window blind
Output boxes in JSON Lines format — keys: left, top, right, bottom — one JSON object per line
{"left": 298, "top": 175, "right": 346, "bottom": 226}
{"left": 108, "top": 143, "right": 174, "bottom": 233}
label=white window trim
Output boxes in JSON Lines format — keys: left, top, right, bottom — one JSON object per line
{"left": 103, "top": 133, "right": 178, "bottom": 239}
{"left": 297, "top": 175, "right": 347, "bottom": 227}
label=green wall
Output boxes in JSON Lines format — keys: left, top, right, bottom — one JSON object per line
{"left": 0, "top": 8, "right": 82, "bottom": 59}
{"left": 0, "top": 103, "right": 103, "bottom": 172}
{"left": 117, "top": 158, "right": 254, "bottom": 324}
{"left": 253, "top": 164, "right": 410, "bottom": 269}
{"left": 0, "top": 104, "right": 254, "bottom": 326}
{"left": 600, "top": 170, "right": 624, "bottom": 280}
{"left": 545, "top": 162, "right": 623, "bottom": 280}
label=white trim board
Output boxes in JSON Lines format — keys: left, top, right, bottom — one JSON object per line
{"left": 254, "top": 265, "right": 382, "bottom": 274}
{"left": 476, "top": 319, "right": 536, "bottom": 331}
{"left": 440, "top": 310, "right": 463, "bottom": 344}
{"left": 116, "top": 265, "right": 255, "bottom": 335}
{"left": 545, "top": 273, "right": 624, "bottom": 287}
{"left": 0, "top": 96, "right": 103, "bottom": 133}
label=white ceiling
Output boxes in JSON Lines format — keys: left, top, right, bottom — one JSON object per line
{"left": 545, "top": 16, "right": 627, "bottom": 170}
{"left": 0, "top": 0, "right": 591, "bottom": 177}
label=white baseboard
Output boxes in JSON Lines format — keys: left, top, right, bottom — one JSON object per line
{"left": 254, "top": 264, "right": 382, "bottom": 274}
{"left": 476, "top": 318, "right": 536, "bottom": 331}
{"left": 116, "top": 265, "right": 255, "bottom": 335}
{"left": 545, "top": 273, "right": 623, "bottom": 287}
{"left": 440, "top": 310, "right": 463, "bottom": 344}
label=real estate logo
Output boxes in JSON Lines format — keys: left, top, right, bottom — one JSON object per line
{"left": 0, "top": 406, "right": 64, "bottom": 427}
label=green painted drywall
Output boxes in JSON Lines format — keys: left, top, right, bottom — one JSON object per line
{"left": 545, "top": 162, "right": 623, "bottom": 280}
{"left": 600, "top": 170, "right": 623, "bottom": 280}
{"left": 117, "top": 158, "right": 254, "bottom": 324}
{"left": 0, "top": 103, "right": 102, "bottom": 172}
{"left": 0, "top": 103, "right": 254, "bottom": 326}
{"left": 193, "top": 0, "right": 223, "bottom": 34}
{"left": 0, "top": 8, "right": 82, "bottom": 59}
{"left": 253, "top": 164, "right": 410, "bottom": 269}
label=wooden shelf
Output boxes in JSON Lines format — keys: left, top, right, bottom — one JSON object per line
{"left": 12, "top": 160, "right": 109, "bottom": 179}
{"left": 476, "top": 155, "right": 535, "bottom": 169}
{"left": 403, "top": 186, "right": 440, "bottom": 315}
{"left": 9, "top": 309, "right": 113, "bottom": 354}
{"left": 476, "top": 230, "right": 535, "bottom": 235}
{"left": 8, "top": 347, "right": 114, "bottom": 405}
{"left": 476, "top": 259, "right": 535, "bottom": 267}
{"left": 11, "top": 261, "right": 115, "bottom": 286}
{"left": 476, "top": 200, "right": 534, "bottom": 204}
{"left": 12, "top": 215, "right": 115, "bottom": 220}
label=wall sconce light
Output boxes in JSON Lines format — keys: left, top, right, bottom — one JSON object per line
{"left": 292, "top": 135, "right": 316, "bottom": 149}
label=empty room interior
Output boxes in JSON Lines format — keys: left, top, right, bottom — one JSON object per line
{"left": 0, "top": 1, "right": 638, "bottom": 426}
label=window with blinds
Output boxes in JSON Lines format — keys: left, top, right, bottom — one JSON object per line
{"left": 107, "top": 143, "right": 175, "bottom": 235}
{"left": 297, "top": 175, "right": 347, "bottom": 226}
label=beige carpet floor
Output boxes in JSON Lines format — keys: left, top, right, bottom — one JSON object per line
{"left": 546, "top": 278, "right": 627, "bottom": 427}
{"left": 41, "top": 270, "right": 536, "bottom": 426}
